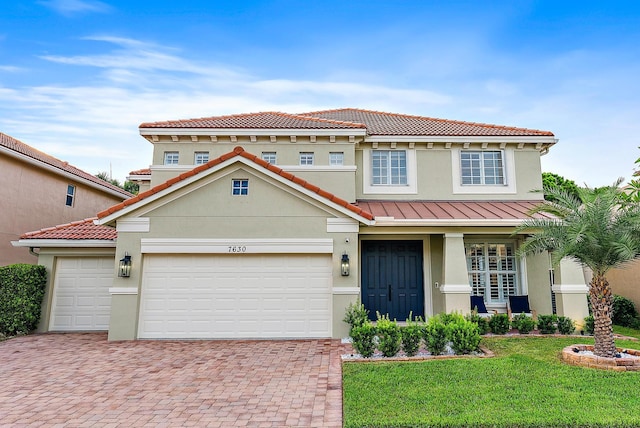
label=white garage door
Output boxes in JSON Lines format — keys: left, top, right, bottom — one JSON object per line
{"left": 139, "top": 254, "right": 332, "bottom": 339}
{"left": 50, "top": 257, "right": 113, "bottom": 331}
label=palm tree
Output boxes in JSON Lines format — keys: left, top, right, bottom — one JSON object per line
{"left": 516, "top": 179, "right": 640, "bottom": 357}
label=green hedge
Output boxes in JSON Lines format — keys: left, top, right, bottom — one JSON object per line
{"left": 0, "top": 264, "right": 47, "bottom": 336}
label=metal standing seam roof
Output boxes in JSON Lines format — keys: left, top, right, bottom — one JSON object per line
{"left": 355, "top": 200, "right": 554, "bottom": 221}
{"left": 139, "top": 108, "right": 554, "bottom": 137}
{"left": 0, "top": 132, "right": 132, "bottom": 198}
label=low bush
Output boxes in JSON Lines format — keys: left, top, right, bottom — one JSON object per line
{"left": 557, "top": 316, "right": 575, "bottom": 335}
{"left": 537, "top": 314, "right": 557, "bottom": 334}
{"left": 376, "top": 313, "right": 402, "bottom": 357}
{"left": 350, "top": 322, "right": 376, "bottom": 358}
{"left": 446, "top": 318, "right": 481, "bottom": 354}
{"left": 423, "top": 315, "right": 448, "bottom": 355}
{"left": 0, "top": 264, "right": 47, "bottom": 336}
{"left": 401, "top": 317, "right": 424, "bottom": 357}
{"left": 488, "top": 314, "right": 510, "bottom": 334}
{"left": 343, "top": 302, "right": 369, "bottom": 334}
{"left": 612, "top": 295, "right": 640, "bottom": 328}
{"left": 466, "top": 312, "right": 490, "bottom": 335}
{"left": 439, "top": 312, "right": 466, "bottom": 325}
{"left": 584, "top": 315, "right": 595, "bottom": 335}
{"left": 511, "top": 313, "right": 536, "bottom": 334}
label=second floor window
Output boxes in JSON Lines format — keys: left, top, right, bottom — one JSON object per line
{"left": 461, "top": 151, "right": 505, "bottom": 185}
{"left": 372, "top": 150, "right": 407, "bottom": 185}
{"left": 299, "top": 152, "right": 314, "bottom": 166}
{"left": 194, "top": 152, "right": 209, "bottom": 165}
{"left": 65, "top": 184, "right": 75, "bottom": 207}
{"left": 329, "top": 152, "right": 344, "bottom": 166}
{"left": 164, "top": 152, "right": 179, "bottom": 165}
{"left": 262, "top": 152, "right": 277, "bottom": 164}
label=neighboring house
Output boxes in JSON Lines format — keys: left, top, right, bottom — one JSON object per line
{"left": 1, "top": 132, "right": 131, "bottom": 266}
{"left": 609, "top": 264, "right": 640, "bottom": 311}
{"left": 14, "top": 109, "right": 589, "bottom": 340}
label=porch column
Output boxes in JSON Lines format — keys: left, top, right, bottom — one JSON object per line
{"left": 440, "top": 233, "right": 472, "bottom": 313}
{"left": 553, "top": 258, "right": 589, "bottom": 328}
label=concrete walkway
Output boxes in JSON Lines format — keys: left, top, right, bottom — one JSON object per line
{"left": 0, "top": 333, "right": 346, "bottom": 427}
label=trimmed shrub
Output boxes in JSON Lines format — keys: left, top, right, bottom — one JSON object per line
{"left": 612, "top": 295, "right": 639, "bottom": 328}
{"left": 439, "top": 312, "right": 466, "bottom": 326}
{"left": 488, "top": 314, "right": 510, "bottom": 335}
{"left": 511, "top": 313, "right": 536, "bottom": 334}
{"left": 447, "top": 318, "right": 481, "bottom": 354}
{"left": 376, "top": 313, "right": 401, "bottom": 358}
{"left": 557, "top": 316, "right": 575, "bottom": 335}
{"left": 401, "top": 317, "right": 424, "bottom": 357}
{"left": 537, "top": 314, "right": 558, "bottom": 334}
{"left": 343, "top": 302, "right": 369, "bottom": 334}
{"left": 466, "top": 312, "right": 490, "bottom": 335}
{"left": 350, "top": 322, "right": 376, "bottom": 358}
{"left": 583, "top": 315, "right": 595, "bottom": 335}
{"left": 0, "top": 264, "right": 47, "bottom": 336}
{"left": 423, "top": 315, "right": 448, "bottom": 356}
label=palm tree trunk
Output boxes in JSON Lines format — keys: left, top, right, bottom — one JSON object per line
{"left": 589, "top": 273, "right": 616, "bottom": 357}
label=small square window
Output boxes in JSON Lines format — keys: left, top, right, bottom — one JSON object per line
{"left": 194, "top": 152, "right": 209, "bottom": 165}
{"left": 65, "top": 184, "right": 75, "bottom": 207}
{"left": 299, "top": 152, "right": 314, "bottom": 166}
{"left": 232, "top": 179, "right": 249, "bottom": 196}
{"left": 262, "top": 152, "right": 277, "bottom": 164}
{"left": 329, "top": 152, "right": 344, "bottom": 166}
{"left": 164, "top": 152, "right": 179, "bottom": 165}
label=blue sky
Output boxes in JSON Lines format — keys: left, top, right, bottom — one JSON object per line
{"left": 1, "top": 0, "right": 640, "bottom": 185}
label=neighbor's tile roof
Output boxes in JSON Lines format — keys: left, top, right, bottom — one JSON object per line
{"left": 129, "top": 168, "right": 151, "bottom": 175}
{"left": 98, "top": 146, "right": 374, "bottom": 221}
{"left": 139, "top": 111, "right": 366, "bottom": 130}
{"left": 139, "top": 108, "right": 553, "bottom": 137}
{"left": 356, "top": 200, "right": 555, "bottom": 221}
{"left": 300, "top": 108, "right": 555, "bottom": 137}
{"left": 20, "top": 218, "right": 116, "bottom": 240}
{"left": 0, "top": 132, "right": 132, "bottom": 197}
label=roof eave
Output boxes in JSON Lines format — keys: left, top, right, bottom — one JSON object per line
{"left": 12, "top": 239, "right": 116, "bottom": 248}
{"left": 139, "top": 128, "right": 368, "bottom": 137}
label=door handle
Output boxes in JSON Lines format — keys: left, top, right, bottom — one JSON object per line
{"left": 388, "top": 284, "right": 392, "bottom": 301}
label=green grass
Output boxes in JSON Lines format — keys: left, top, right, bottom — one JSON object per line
{"left": 343, "top": 334, "right": 640, "bottom": 428}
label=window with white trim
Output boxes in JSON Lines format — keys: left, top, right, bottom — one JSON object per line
{"left": 194, "top": 152, "right": 209, "bottom": 165}
{"left": 164, "top": 151, "right": 179, "bottom": 165}
{"left": 299, "top": 152, "right": 314, "bottom": 166}
{"left": 466, "top": 242, "right": 518, "bottom": 304}
{"left": 329, "top": 152, "right": 344, "bottom": 166}
{"left": 65, "top": 184, "right": 75, "bottom": 207}
{"left": 460, "top": 151, "right": 505, "bottom": 185}
{"left": 372, "top": 150, "right": 407, "bottom": 185}
{"left": 232, "top": 179, "right": 249, "bottom": 196}
{"left": 262, "top": 152, "right": 277, "bottom": 164}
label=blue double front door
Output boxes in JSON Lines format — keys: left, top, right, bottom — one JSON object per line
{"left": 361, "top": 240, "right": 424, "bottom": 321}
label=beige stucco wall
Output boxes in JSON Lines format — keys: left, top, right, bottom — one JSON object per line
{"left": 607, "top": 261, "right": 640, "bottom": 313}
{"left": 0, "top": 155, "right": 126, "bottom": 266}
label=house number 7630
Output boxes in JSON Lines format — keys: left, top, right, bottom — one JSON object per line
{"left": 228, "top": 246, "right": 247, "bottom": 253}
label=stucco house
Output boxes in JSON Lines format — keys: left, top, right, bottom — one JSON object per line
{"left": 14, "top": 109, "right": 589, "bottom": 340}
{"left": 1, "top": 132, "right": 131, "bottom": 266}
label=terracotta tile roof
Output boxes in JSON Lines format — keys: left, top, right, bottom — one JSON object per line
{"left": 98, "top": 146, "right": 374, "bottom": 221}
{"left": 0, "top": 132, "right": 132, "bottom": 198}
{"left": 139, "top": 111, "right": 366, "bottom": 130}
{"left": 20, "top": 218, "right": 116, "bottom": 240}
{"left": 129, "top": 168, "right": 151, "bottom": 175}
{"left": 299, "top": 108, "right": 554, "bottom": 137}
{"left": 355, "top": 200, "right": 555, "bottom": 221}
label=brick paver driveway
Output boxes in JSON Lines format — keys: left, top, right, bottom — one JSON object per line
{"left": 0, "top": 333, "right": 345, "bottom": 427}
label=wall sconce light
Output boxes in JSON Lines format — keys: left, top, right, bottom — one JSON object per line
{"left": 118, "top": 252, "right": 132, "bottom": 278}
{"left": 341, "top": 253, "right": 350, "bottom": 276}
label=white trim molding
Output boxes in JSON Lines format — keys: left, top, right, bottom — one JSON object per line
{"left": 116, "top": 218, "right": 150, "bottom": 233}
{"left": 439, "top": 284, "right": 473, "bottom": 294}
{"left": 552, "top": 284, "right": 589, "bottom": 294}
{"left": 281, "top": 165, "right": 357, "bottom": 172}
{"left": 141, "top": 238, "right": 334, "bottom": 254}
{"left": 327, "top": 218, "right": 359, "bottom": 233}
{"left": 332, "top": 287, "right": 361, "bottom": 295}
{"left": 109, "top": 287, "right": 139, "bottom": 295}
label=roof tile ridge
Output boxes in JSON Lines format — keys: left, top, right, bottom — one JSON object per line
{"left": 286, "top": 112, "right": 367, "bottom": 128}
{"left": 139, "top": 111, "right": 287, "bottom": 128}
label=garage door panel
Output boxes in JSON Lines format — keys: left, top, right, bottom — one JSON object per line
{"left": 139, "top": 254, "right": 331, "bottom": 339}
{"left": 50, "top": 257, "right": 113, "bottom": 331}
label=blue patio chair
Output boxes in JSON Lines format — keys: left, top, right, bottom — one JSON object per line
{"left": 507, "top": 295, "right": 537, "bottom": 320}
{"left": 470, "top": 295, "right": 496, "bottom": 318}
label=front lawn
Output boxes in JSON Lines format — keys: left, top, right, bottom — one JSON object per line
{"left": 343, "top": 335, "right": 640, "bottom": 428}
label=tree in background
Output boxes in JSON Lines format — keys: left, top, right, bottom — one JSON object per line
{"left": 96, "top": 172, "right": 139, "bottom": 195}
{"left": 542, "top": 172, "right": 580, "bottom": 202}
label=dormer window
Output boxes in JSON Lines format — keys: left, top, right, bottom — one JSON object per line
{"left": 164, "top": 152, "right": 179, "bottom": 165}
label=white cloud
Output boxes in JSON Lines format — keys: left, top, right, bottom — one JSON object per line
{"left": 38, "top": 0, "right": 111, "bottom": 16}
